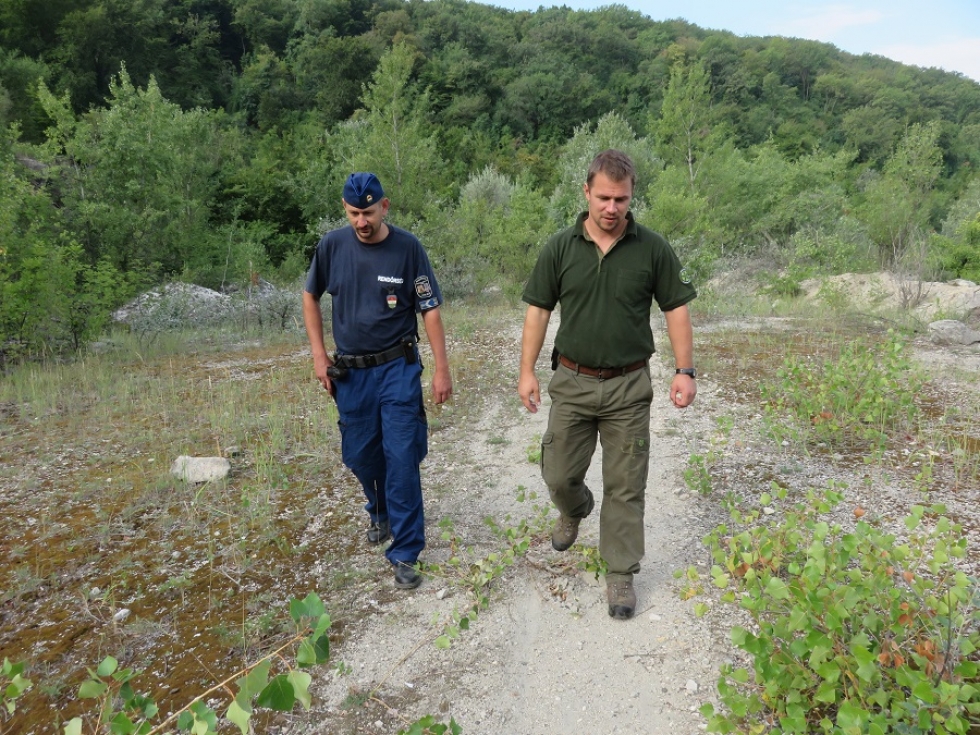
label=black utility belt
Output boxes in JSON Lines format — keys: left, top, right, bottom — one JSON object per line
{"left": 333, "top": 338, "right": 417, "bottom": 369}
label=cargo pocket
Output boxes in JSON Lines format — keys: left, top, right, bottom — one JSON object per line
{"left": 622, "top": 436, "right": 650, "bottom": 455}
{"left": 540, "top": 431, "right": 554, "bottom": 484}
{"left": 622, "top": 434, "right": 651, "bottom": 491}
{"left": 415, "top": 407, "right": 429, "bottom": 465}
{"left": 337, "top": 415, "right": 371, "bottom": 474}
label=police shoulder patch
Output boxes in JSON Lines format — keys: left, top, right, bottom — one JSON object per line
{"left": 415, "top": 276, "right": 433, "bottom": 298}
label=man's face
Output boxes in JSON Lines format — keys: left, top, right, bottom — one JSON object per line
{"left": 343, "top": 198, "right": 389, "bottom": 243}
{"left": 583, "top": 172, "right": 632, "bottom": 235}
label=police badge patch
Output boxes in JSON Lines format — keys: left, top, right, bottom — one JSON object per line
{"left": 415, "top": 276, "right": 433, "bottom": 298}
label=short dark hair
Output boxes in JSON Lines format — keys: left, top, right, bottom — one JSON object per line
{"left": 587, "top": 149, "right": 636, "bottom": 189}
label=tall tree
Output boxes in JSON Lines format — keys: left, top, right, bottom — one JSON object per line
{"left": 650, "top": 59, "right": 727, "bottom": 194}
{"left": 37, "top": 68, "right": 226, "bottom": 280}
{"left": 860, "top": 121, "right": 943, "bottom": 269}
{"left": 332, "top": 42, "right": 444, "bottom": 219}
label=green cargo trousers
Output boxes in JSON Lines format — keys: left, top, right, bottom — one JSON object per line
{"left": 540, "top": 363, "right": 653, "bottom": 583}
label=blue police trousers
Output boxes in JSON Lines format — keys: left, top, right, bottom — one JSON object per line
{"left": 334, "top": 356, "right": 428, "bottom": 566}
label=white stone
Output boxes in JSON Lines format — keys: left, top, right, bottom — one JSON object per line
{"left": 171, "top": 455, "right": 231, "bottom": 483}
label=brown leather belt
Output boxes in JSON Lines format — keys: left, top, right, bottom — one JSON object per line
{"left": 558, "top": 355, "right": 646, "bottom": 380}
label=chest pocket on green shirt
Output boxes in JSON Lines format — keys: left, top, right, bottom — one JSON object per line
{"left": 614, "top": 269, "right": 652, "bottom": 308}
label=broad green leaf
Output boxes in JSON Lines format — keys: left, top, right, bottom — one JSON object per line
{"left": 287, "top": 670, "right": 312, "bottom": 710}
{"left": 78, "top": 679, "right": 108, "bottom": 699}
{"left": 912, "top": 679, "right": 936, "bottom": 703}
{"left": 312, "top": 613, "right": 332, "bottom": 639}
{"left": 2, "top": 659, "right": 24, "bottom": 677}
{"left": 764, "top": 577, "right": 790, "bottom": 600}
{"left": 110, "top": 712, "right": 137, "bottom": 735}
{"left": 815, "top": 681, "right": 837, "bottom": 703}
{"left": 225, "top": 699, "right": 251, "bottom": 735}
{"left": 97, "top": 656, "right": 119, "bottom": 678}
{"left": 64, "top": 719, "right": 83, "bottom": 735}
{"left": 296, "top": 639, "right": 317, "bottom": 668}
{"left": 289, "top": 593, "right": 326, "bottom": 624}
{"left": 188, "top": 701, "right": 218, "bottom": 735}
{"left": 236, "top": 659, "right": 271, "bottom": 702}
{"left": 256, "top": 675, "right": 295, "bottom": 711}
{"left": 787, "top": 607, "right": 808, "bottom": 631}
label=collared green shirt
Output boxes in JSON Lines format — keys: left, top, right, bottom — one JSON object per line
{"left": 522, "top": 212, "right": 696, "bottom": 367}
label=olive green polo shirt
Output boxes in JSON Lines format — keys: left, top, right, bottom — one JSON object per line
{"left": 522, "top": 212, "right": 696, "bottom": 367}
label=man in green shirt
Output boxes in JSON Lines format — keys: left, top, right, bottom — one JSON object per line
{"left": 518, "top": 149, "right": 697, "bottom": 620}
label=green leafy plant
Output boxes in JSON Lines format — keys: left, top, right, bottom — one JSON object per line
{"left": 694, "top": 483, "right": 980, "bottom": 734}
{"left": 398, "top": 715, "right": 463, "bottom": 735}
{"left": 684, "top": 453, "right": 715, "bottom": 496}
{"left": 762, "top": 331, "right": 922, "bottom": 453}
{"left": 61, "top": 593, "right": 331, "bottom": 735}
{"left": 576, "top": 544, "right": 608, "bottom": 580}
{"left": 525, "top": 435, "right": 542, "bottom": 464}
{"left": 2, "top": 658, "right": 32, "bottom": 717}
{"left": 429, "top": 487, "right": 550, "bottom": 649}
{"left": 683, "top": 415, "right": 734, "bottom": 496}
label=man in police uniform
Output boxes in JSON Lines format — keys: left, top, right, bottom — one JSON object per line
{"left": 518, "top": 150, "right": 697, "bottom": 619}
{"left": 303, "top": 172, "right": 452, "bottom": 590}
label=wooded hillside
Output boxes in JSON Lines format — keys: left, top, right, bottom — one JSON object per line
{"left": 2, "top": 0, "right": 979, "bottom": 360}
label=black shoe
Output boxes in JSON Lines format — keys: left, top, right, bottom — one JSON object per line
{"left": 393, "top": 563, "right": 422, "bottom": 589}
{"left": 367, "top": 520, "right": 391, "bottom": 544}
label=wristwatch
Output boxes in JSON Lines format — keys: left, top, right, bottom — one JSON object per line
{"left": 675, "top": 368, "right": 697, "bottom": 379}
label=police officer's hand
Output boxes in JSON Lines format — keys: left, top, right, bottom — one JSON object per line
{"left": 670, "top": 374, "right": 697, "bottom": 408}
{"left": 518, "top": 371, "right": 541, "bottom": 413}
{"left": 313, "top": 353, "right": 335, "bottom": 397}
{"left": 432, "top": 367, "right": 453, "bottom": 405}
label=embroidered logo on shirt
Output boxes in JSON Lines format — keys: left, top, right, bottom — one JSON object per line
{"left": 679, "top": 268, "right": 692, "bottom": 285}
{"left": 415, "top": 276, "right": 433, "bottom": 298}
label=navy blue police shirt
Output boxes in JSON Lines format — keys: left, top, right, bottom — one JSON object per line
{"left": 304, "top": 224, "right": 443, "bottom": 355}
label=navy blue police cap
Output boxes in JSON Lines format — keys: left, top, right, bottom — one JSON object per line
{"left": 343, "top": 172, "right": 385, "bottom": 208}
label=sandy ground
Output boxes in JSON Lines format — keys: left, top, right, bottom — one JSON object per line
{"left": 302, "top": 316, "right": 726, "bottom": 735}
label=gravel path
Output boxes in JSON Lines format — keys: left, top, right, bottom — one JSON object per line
{"left": 299, "top": 296, "right": 979, "bottom": 735}
{"left": 302, "top": 315, "right": 726, "bottom": 734}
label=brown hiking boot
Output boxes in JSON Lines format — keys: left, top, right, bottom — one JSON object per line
{"left": 607, "top": 580, "right": 636, "bottom": 619}
{"left": 551, "top": 514, "right": 583, "bottom": 551}
{"left": 551, "top": 491, "right": 594, "bottom": 551}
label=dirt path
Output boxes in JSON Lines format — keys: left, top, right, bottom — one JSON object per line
{"left": 305, "top": 316, "right": 727, "bottom": 734}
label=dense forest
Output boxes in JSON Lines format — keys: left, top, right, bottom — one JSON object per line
{"left": 2, "top": 0, "right": 980, "bottom": 360}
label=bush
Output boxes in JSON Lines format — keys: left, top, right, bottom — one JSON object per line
{"left": 762, "top": 331, "right": 922, "bottom": 453}
{"left": 698, "top": 485, "right": 980, "bottom": 734}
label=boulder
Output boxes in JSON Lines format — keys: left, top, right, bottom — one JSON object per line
{"left": 171, "top": 455, "right": 231, "bottom": 483}
{"left": 928, "top": 319, "right": 980, "bottom": 346}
